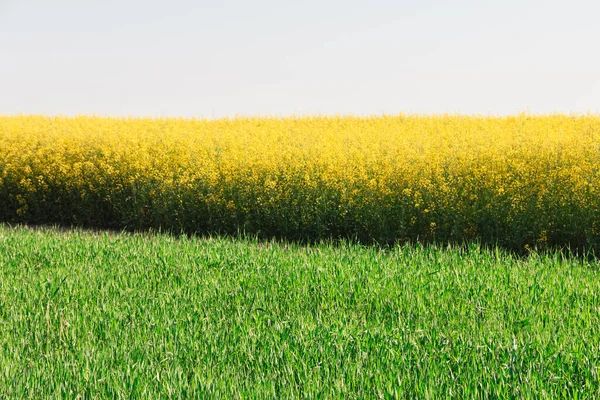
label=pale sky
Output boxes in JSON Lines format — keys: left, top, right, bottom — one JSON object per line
{"left": 1, "top": 0, "right": 599, "bottom": 118}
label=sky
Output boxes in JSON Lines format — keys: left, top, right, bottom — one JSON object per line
{"left": 1, "top": 0, "right": 599, "bottom": 118}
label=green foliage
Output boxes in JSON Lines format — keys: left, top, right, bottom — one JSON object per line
{"left": 1, "top": 226, "right": 600, "bottom": 398}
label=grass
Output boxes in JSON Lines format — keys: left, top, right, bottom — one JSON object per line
{"left": 1, "top": 225, "right": 600, "bottom": 398}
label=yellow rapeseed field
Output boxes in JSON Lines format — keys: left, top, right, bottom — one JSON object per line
{"left": 1, "top": 114, "right": 600, "bottom": 250}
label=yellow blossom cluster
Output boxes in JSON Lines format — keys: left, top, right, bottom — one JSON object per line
{"left": 1, "top": 114, "right": 599, "bottom": 250}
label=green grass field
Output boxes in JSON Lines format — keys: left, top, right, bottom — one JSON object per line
{"left": 1, "top": 225, "right": 600, "bottom": 398}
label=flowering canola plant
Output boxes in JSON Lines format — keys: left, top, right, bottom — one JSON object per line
{"left": 1, "top": 114, "right": 600, "bottom": 250}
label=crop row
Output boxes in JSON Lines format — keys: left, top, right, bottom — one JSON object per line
{"left": 1, "top": 114, "right": 599, "bottom": 251}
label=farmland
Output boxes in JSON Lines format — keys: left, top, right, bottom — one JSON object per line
{"left": 2, "top": 114, "right": 600, "bottom": 397}
{"left": 1, "top": 225, "right": 600, "bottom": 398}
{"left": 2, "top": 114, "right": 600, "bottom": 251}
